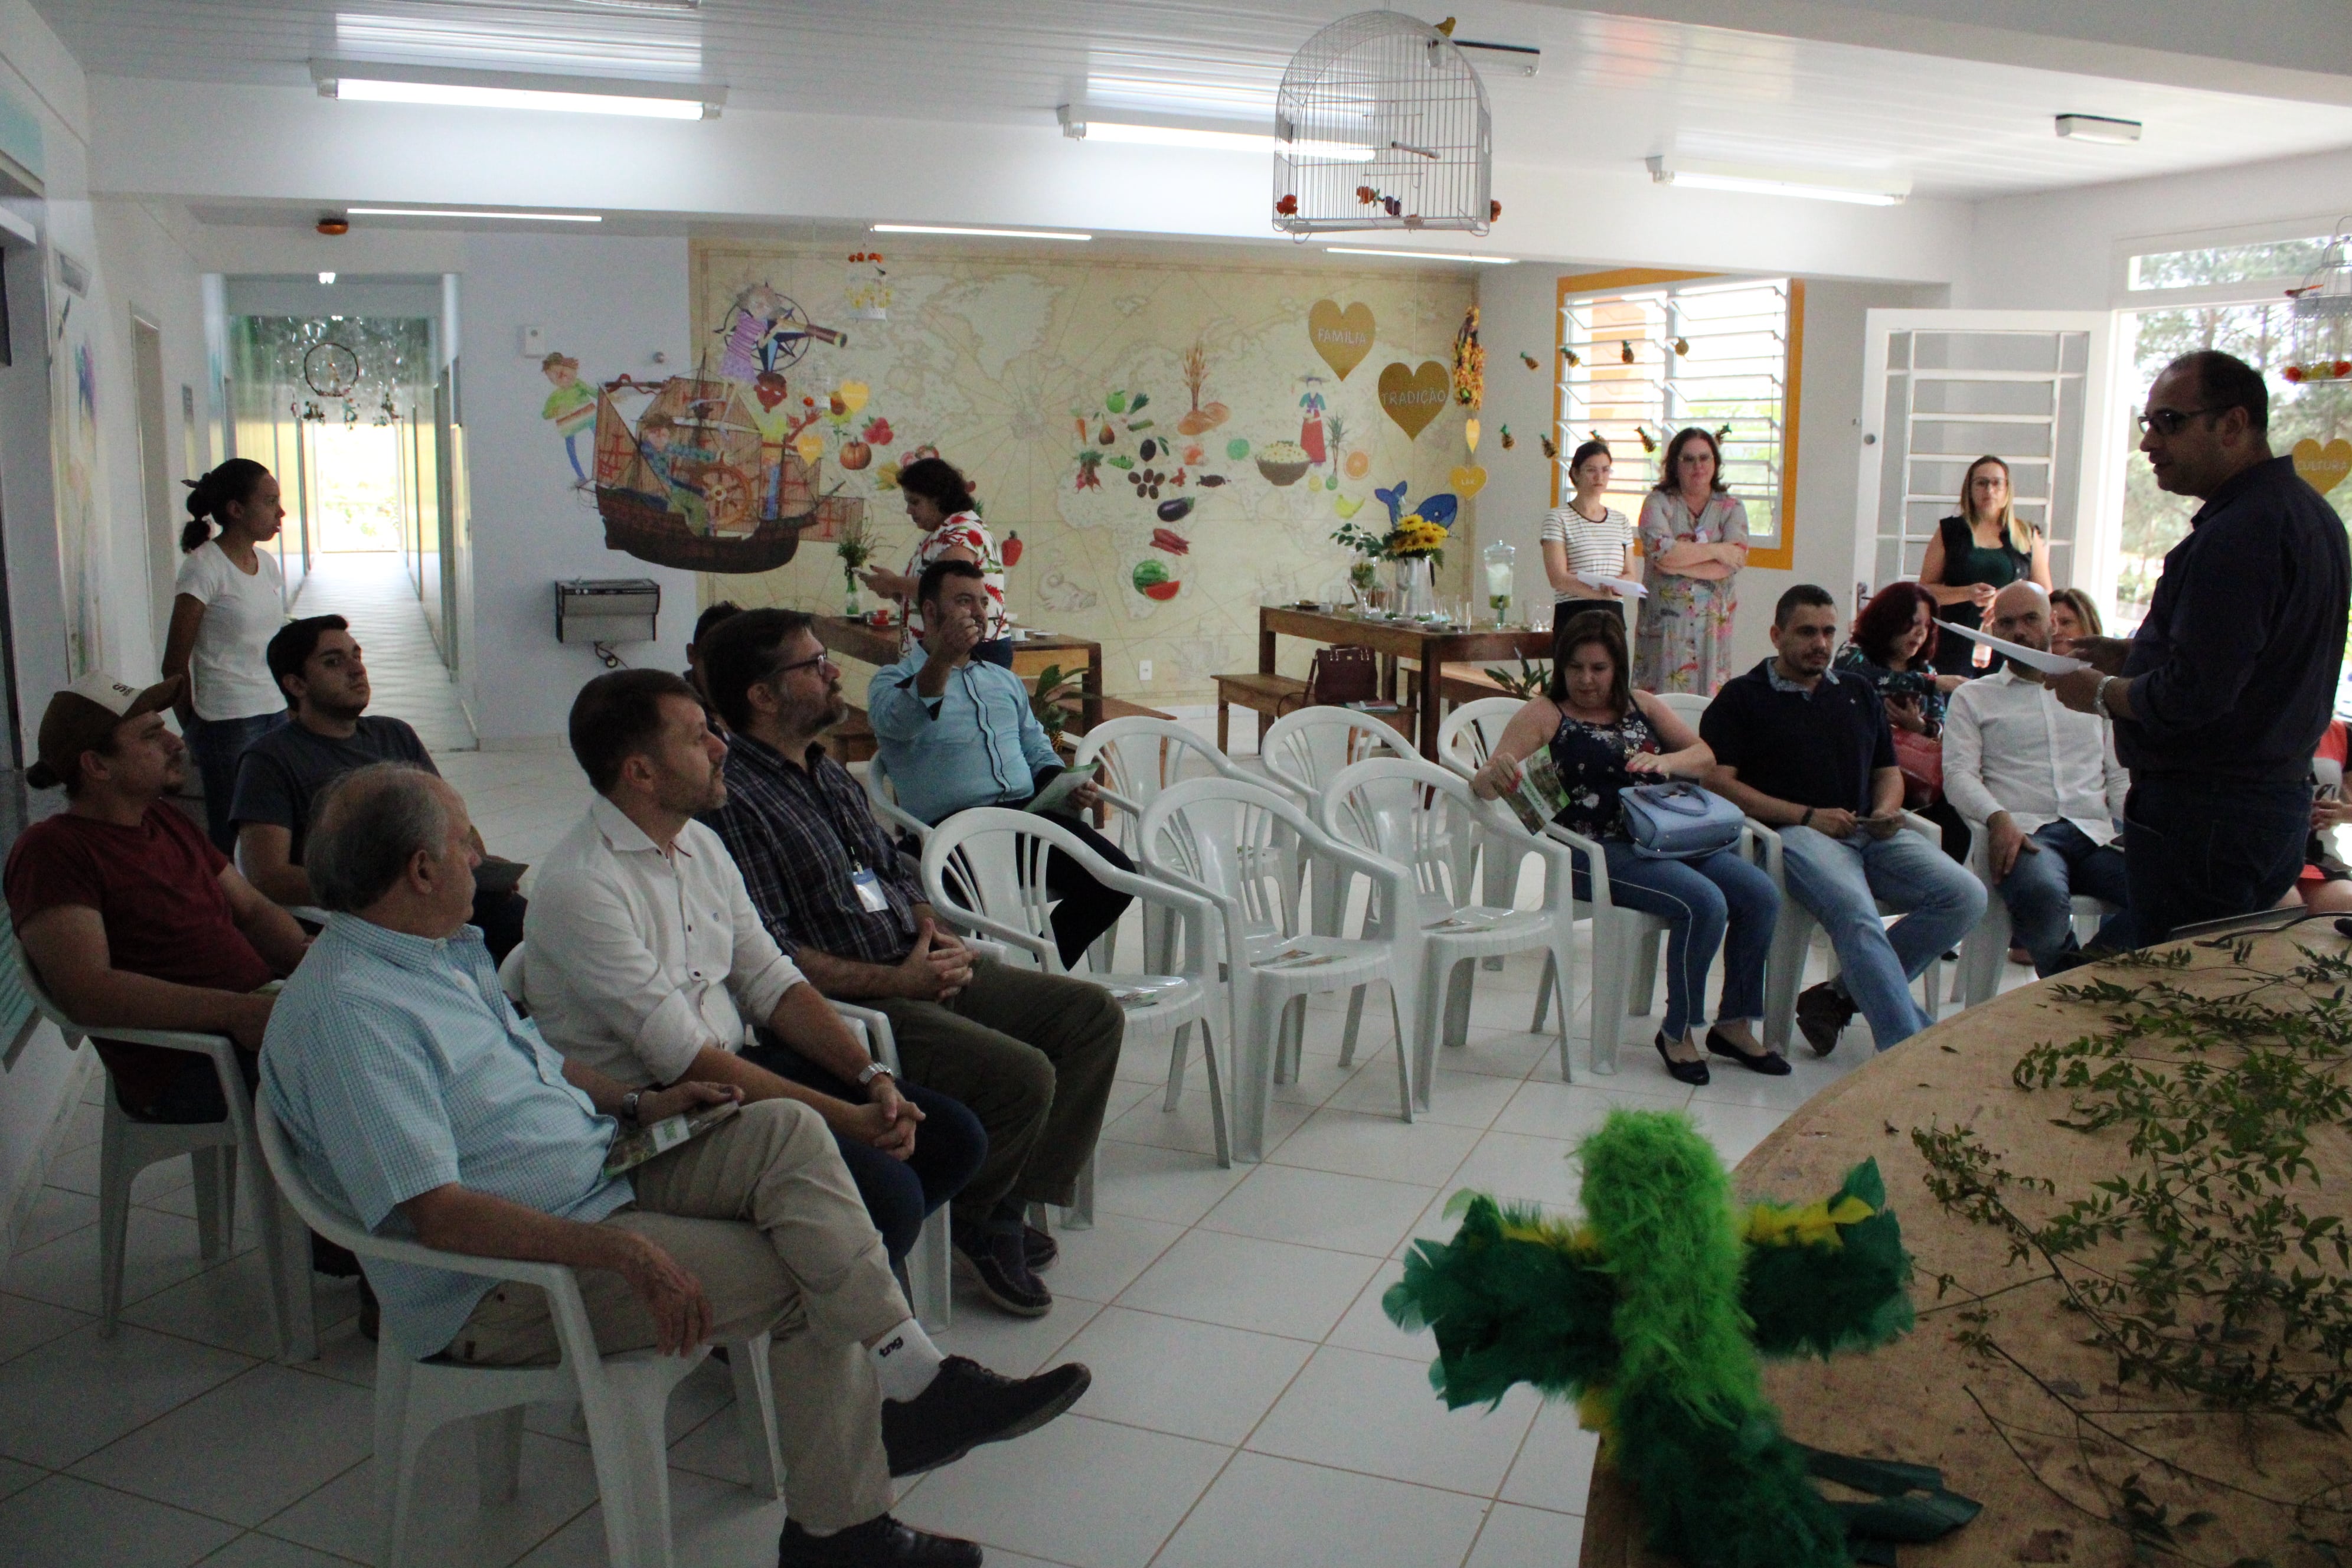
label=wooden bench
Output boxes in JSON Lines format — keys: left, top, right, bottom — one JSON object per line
{"left": 1213, "top": 673, "right": 1308, "bottom": 752}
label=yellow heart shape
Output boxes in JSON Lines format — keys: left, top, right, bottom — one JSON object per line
{"left": 1451, "top": 465, "right": 1488, "bottom": 498}
{"left": 2294, "top": 436, "right": 2352, "bottom": 495}
{"left": 1377, "top": 360, "right": 1449, "bottom": 440}
{"left": 1308, "top": 299, "right": 1376, "bottom": 380}
{"left": 793, "top": 430, "right": 827, "bottom": 465}
{"left": 836, "top": 380, "right": 871, "bottom": 418}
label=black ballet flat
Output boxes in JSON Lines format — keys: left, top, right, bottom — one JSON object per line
{"left": 1653, "top": 1030, "right": 1711, "bottom": 1086}
{"left": 1706, "top": 1027, "right": 1791, "bottom": 1076}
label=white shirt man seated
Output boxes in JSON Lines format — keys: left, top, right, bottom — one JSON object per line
{"left": 1942, "top": 582, "right": 2132, "bottom": 976}
{"left": 260, "top": 761, "right": 1087, "bottom": 1568}
{"left": 523, "top": 669, "right": 984, "bottom": 1274}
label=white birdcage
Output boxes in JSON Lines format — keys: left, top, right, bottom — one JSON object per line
{"left": 2286, "top": 222, "right": 2352, "bottom": 386}
{"left": 1273, "top": 11, "right": 1492, "bottom": 238}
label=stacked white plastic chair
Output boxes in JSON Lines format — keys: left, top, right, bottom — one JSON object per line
{"left": 1136, "top": 776, "right": 1419, "bottom": 1160}
{"left": 1256, "top": 706, "right": 1416, "bottom": 935}
{"left": 256, "top": 1098, "right": 785, "bottom": 1568}
{"left": 1070, "top": 716, "right": 1260, "bottom": 971}
{"left": 858, "top": 754, "right": 935, "bottom": 848}
{"left": 14, "top": 938, "right": 315, "bottom": 1360}
{"left": 919, "top": 807, "right": 1224, "bottom": 1217}
{"left": 1319, "top": 757, "right": 1580, "bottom": 1108}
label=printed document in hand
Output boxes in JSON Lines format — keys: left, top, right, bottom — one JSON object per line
{"left": 1599, "top": 576, "right": 1649, "bottom": 599}
{"left": 1936, "top": 622, "right": 2087, "bottom": 676}
{"left": 1025, "top": 764, "right": 1099, "bottom": 815}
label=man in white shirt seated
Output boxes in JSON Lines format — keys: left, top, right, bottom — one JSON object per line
{"left": 1942, "top": 582, "right": 2132, "bottom": 976}
{"left": 263, "top": 762, "right": 1087, "bottom": 1568}
{"left": 524, "top": 670, "right": 985, "bottom": 1276}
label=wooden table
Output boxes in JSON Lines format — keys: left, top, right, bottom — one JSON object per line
{"left": 813, "top": 616, "right": 1105, "bottom": 731}
{"left": 1257, "top": 606, "right": 1550, "bottom": 759}
{"left": 1579, "top": 925, "right": 2352, "bottom": 1566}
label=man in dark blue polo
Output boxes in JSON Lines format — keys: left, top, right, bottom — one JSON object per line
{"left": 2051, "top": 349, "right": 2351, "bottom": 945}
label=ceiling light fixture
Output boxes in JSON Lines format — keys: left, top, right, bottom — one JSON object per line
{"left": 318, "top": 272, "right": 336, "bottom": 285}
{"left": 1647, "top": 155, "right": 1907, "bottom": 207}
{"left": 311, "top": 58, "right": 720, "bottom": 119}
{"left": 871, "top": 224, "right": 1092, "bottom": 241}
{"left": 2055, "top": 113, "right": 2142, "bottom": 145}
{"left": 346, "top": 207, "right": 603, "bottom": 222}
{"left": 1326, "top": 247, "right": 1516, "bottom": 264}
{"left": 1058, "top": 103, "right": 1373, "bottom": 161}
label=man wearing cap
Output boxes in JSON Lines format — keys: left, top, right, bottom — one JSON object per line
{"left": 4, "top": 672, "right": 311, "bottom": 1122}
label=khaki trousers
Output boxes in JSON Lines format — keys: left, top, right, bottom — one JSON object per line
{"left": 446, "top": 1098, "right": 903, "bottom": 1532}
{"left": 873, "top": 958, "right": 1125, "bottom": 1231}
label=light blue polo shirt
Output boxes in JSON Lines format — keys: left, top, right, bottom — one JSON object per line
{"left": 260, "top": 914, "right": 633, "bottom": 1360}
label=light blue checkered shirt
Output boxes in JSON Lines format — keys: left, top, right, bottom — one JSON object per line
{"left": 260, "top": 914, "right": 633, "bottom": 1360}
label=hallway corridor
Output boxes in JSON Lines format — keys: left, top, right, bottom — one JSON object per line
{"left": 289, "top": 554, "right": 473, "bottom": 754}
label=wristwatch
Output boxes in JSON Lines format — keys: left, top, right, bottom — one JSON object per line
{"left": 2094, "top": 676, "right": 2120, "bottom": 718}
{"left": 855, "top": 1061, "right": 896, "bottom": 1088}
{"left": 620, "top": 1089, "right": 644, "bottom": 1126}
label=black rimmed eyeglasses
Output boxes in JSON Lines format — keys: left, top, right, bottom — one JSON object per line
{"left": 2135, "top": 406, "right": 2225, "bottom": 437}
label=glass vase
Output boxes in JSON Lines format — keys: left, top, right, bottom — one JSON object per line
{"left": 843, "top": 569, "right": 862, "bottom": 618}
{"left": 1392, "top": 556, "right": 1438, "bottom": 618}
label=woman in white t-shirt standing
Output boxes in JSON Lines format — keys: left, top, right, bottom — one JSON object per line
{"left": 164, "top": 458, "right": 289, "bottom": 850}
{"left": 1540, "top": 440, "right": 1638, "bottom": 638}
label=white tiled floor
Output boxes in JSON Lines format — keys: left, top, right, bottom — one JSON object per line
{"left": 0, "top": 577, "right": 2036, "bottom": 1566}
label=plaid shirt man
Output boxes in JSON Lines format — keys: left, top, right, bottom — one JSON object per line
{"left": 704, "top": 730, "right": 923, "bottom": 965}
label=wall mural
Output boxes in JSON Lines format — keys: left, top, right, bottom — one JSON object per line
{"left": 666, "top": 242, "right": 1474, "bottom": 700}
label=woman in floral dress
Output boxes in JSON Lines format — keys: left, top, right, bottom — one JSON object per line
{"left": 1632, "top": 427, "right": 1748, "bottom": 695}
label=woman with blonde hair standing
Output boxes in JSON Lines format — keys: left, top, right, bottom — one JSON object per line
{"left": 1919, "top": 453, "right": 2051, "bottom": 678}
{"left": 1632, "top": 426, "right": 1747, "bottom": 695}
{"left": 162, "top": 459, "right": 288, "bottom": 850}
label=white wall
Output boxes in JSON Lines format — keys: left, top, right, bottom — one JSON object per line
{"left": 1474, "top": 266, "right": 1948, "bottom": 677}
{"left": 459, "top": 233, "right": 694, "bottom": 745}
{"left": 1961, "top": 143, "right": 2352, "bottom": 311}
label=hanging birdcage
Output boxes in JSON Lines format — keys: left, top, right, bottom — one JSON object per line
{"left": 1273, "top": 12, "right": 1492, "bottom": 237}
{"left": 2285, "top": 222, "right": 2352, "bottom": 386}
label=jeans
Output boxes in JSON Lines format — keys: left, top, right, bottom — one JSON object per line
{"left": 1993, "top": 821, "right": 2130, "bottom": 976}
{"left": 2122, "top": 775, "right": 2309, "bottom": 948}
{"left": 1778, "top": 824, "right": 1987, "bottom": 1050}
{"left": 182, "top": 710, "right": 287, "bottom": 852}
{"left": 1572, "top": 841, "right": 1778, "bottom": 1038}
{"left": 744, "top": 1040, "right": 989, "bottom": 1267}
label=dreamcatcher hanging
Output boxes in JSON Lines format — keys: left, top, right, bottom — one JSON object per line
{"left": 1272, "top": 11, "right": 1494, "bottom": 237}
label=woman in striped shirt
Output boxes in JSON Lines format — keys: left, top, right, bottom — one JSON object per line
{"left": 1540, "top": 440, "right": 1638, "bottom": 637}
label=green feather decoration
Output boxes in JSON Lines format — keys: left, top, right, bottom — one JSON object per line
{"left": 1384, "top": 1109, "right": 1917, "bottom": 1568}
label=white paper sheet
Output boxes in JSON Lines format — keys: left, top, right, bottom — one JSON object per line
{"left": 1936, "top": 622, "right": 2088, "bottom": 676}
{"left": 1598, "top": 576, "right": 1649, "bottom": 599}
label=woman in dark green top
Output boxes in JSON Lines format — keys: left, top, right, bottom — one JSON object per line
{"left": 1919, "top": 453, "right": 2052, "bottom": 677}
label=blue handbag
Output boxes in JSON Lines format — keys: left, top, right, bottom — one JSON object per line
{"left": 1620, "top": 780, "right": 1745, "bottom": 861}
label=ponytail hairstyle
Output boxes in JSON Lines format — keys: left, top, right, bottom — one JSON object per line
{"left": 181, "top": 458, "right": 272, "bottom": 553}
{"left": 895, "top": 456, "right": 977, "bottom": 521}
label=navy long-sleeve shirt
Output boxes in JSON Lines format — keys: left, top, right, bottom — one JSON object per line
{"left": 2118, "top": 455, "right": 2349, "bottom": 783}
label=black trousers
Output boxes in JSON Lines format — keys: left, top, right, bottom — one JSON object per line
{"left": 2122, "top": 774, "right": 2308, "bottom": 948}
{"left": 1037, "top": 811, "right": 1136, "bottom": 968}
{"left": 743, "top": 1038, "right": 989, "bottom": 1265}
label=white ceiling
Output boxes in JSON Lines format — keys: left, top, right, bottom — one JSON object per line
{"left": 32, "top": 0, "right": 2352, "bottom": 200}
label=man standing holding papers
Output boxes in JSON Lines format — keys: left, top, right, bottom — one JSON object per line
{"left": 2046, "top": 350, "right": 2350, "bottom": 945}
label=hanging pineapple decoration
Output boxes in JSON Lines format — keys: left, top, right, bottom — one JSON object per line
{"left": 1561, "top": 345, "right": 1582, "bottom": 368}
{"left": 1619, "top": 341, "right": 1635, "bottom": 364}
{"left": 1498, "top": 425, "right": 1515, "bottom": 450}
{"left": 1638, "top": 426, "right": 1659, "bottom": 455}
{"left": 1520, "top": 351, "right": 1538, "bottom": 370}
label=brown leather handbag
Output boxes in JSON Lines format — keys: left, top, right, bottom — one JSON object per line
{"left": 1302, "top": 645, "right": 1380, "bottom": 708}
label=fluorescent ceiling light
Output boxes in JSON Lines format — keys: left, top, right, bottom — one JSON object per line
{"left": 347, "top": 207, "right": 603, "bottom": 222}
{"left": 871, "top": 224, "right": 1091, "bottom": 241}
{"left": 1647, "top": 155, "right": 1907, "bottom": 206}
{"left": 2056, "top": 113, "right": 2142, "bottom": 145}
{"left": 1327, "top": 247, "right": 1516, "bottom": 264}
{"left": 1059, "top": 103, "right": 1372, "bottom": 161}
{"left": 311, "top": 58, "right": 718, "bottom": 119}
{"left": 334, "top": 13, "right": 701, "bottom": 77}
{"left": 318, "top": 272, "right": 336, "bottom": 284}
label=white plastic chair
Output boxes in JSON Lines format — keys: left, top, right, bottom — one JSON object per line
{"left": 1259, "top": 706, "right": 1417, "bottom": 935}
{"left": 495, "top": 943, "right": 954, "bottom": 1334}
{"left": 1954, "top": 829, "right": 2121, "bottom": 1006}
{"left": 1070, "top": 717, "right": 1258, "bottom": 970}
{"left": 920, "top": 807, "right": 1226, "bottom": 1215}
{"left": 256, "top": 1095, "right": 786, "bottom": 1568}
{"left": 1649, "top": 691, "right": 1712, "bottom": 726}
{"left": 1437, "top": 697, "right": 1539, "bottom": 917}
{"left": 1751, "top": 812, "right": 1951, "bottom": 1055}
{"left": 1319, "top": 758, "right": 1580, "bottom": 1108}
{"left": 1138, "top": 777, "right": 1419, "bottom": 1160}
{"left": 14, "top": 939, "right": 314, "bottom": 1360}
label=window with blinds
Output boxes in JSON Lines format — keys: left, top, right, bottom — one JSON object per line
{"left": 1557, "top": 277, "right": 1793, "bottom": 553}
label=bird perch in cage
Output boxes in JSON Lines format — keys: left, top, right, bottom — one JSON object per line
{"left": 1272, "top": 11, "right": 1493, "bottom": 237}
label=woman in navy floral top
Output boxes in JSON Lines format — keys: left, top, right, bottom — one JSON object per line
{"left": 1835, "top": 582, "right": 1969, "bottom": 859}
{"left": 1468, "top": 610, "right": 1783, "bottom": 1086}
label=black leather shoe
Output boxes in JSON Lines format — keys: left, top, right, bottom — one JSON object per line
{"left": 1795, "top": 982, "right": 1856, "bottom": 1057}
{"left": 1024, "top": 1222, "right": 1059, "bottom": 1273}
{"left": 1652, "top": 1030, "right": 1710, "bottom": 1086}
{"left": 778, "top": 1514, "right": 982, "bottom": 1566}
{"left": 883, "top": 1355, "right": 1092, "bottom": 1476}
{"left": 955, "top": 1227, "right": 1053, "bottom": 1317}
{"left": 1705, "top": 1027, "right": 1791, "bottom": 1076}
